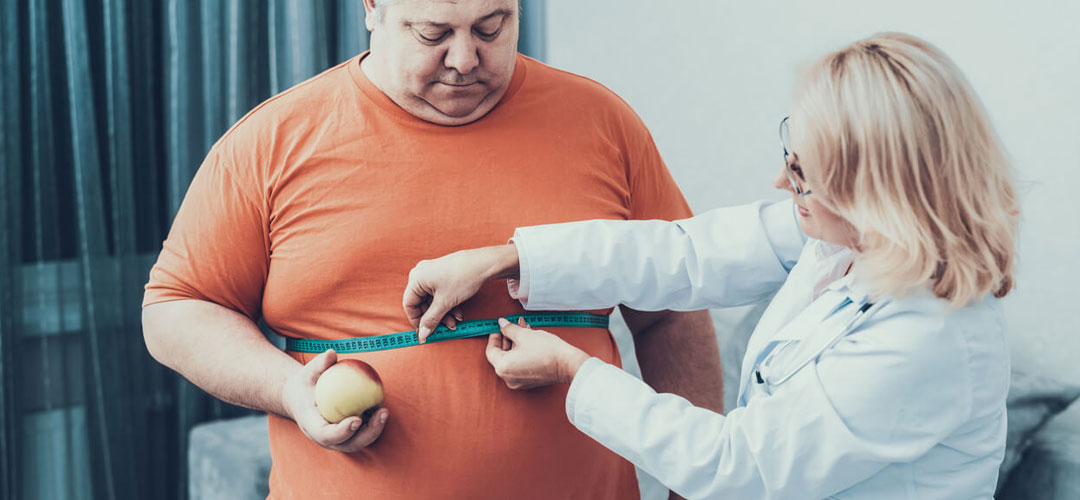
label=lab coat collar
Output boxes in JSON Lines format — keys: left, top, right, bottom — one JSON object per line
{"left": 812, "top": 240, "right": 872, "bottom": 306}
{"left": 822, "top": 271, "right": 872, "bottom": 306}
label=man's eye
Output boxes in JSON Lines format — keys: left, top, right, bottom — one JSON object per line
{"left": 417, "top": 30, "right": 449, "bottom": 42}
{"left": 474, "top": 27, "right": 500, "bottom": 38}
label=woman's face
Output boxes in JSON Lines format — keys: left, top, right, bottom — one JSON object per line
{"left": 772, "top": 160, "right": 859, "bottom": 249}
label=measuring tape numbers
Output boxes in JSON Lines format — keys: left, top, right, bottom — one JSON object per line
{"left": 284, "top": 312, "right": 610, "bottom": 354}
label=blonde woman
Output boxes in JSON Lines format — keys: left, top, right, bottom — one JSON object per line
{"left": 402, "top": 33, "right": 1018, "bottom": 499}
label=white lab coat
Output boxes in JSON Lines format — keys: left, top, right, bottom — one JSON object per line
{"left": 508, "top": 200, "right": 1008, "bottom": 500}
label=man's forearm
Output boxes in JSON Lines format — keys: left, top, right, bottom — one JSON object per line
{"left": 622, "top": 307, "right": 723, "bottom": 412}
{"left": 142, "top": 299, "right": 301, "bottom": 417}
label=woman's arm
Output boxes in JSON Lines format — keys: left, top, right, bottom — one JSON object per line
{"left": 563, "top": 308, "right": 975, "bottom": 499}
{"left": 511, "top": 199, "right": 804, "bottom": 311}
{"left": 404, "top": 200, "right": 805, "bottom": 340}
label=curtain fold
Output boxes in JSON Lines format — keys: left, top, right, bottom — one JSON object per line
{"left": 0, "top": 1, "right": 545, "bottom": 499}
{"left": 0, "top": 1, "right": 25, "bottom": 497}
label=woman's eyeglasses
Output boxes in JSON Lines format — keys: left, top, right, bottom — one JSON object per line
{"left": 779, "top": 116, "right": 812, "bottom": 197}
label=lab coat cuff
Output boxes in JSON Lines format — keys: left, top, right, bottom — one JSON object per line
{"left": 506, "top": 233, "right": 532, "bottom": 306}
{"left": 508, "top": 227, "right": 549, "bottom": 309}
{"left": 566, "top": 357, "right": 638, "bottom": 433}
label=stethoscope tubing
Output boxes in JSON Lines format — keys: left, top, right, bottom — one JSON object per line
{"left": 759, "top": 299, "right": 889, "bottom": 387}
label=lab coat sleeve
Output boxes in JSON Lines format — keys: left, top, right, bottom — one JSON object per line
{"left": 564, "top": 310, "right": 974, "bottom": 500}
{"left": 509, "top": 199, "right": 805, "bottom": 311}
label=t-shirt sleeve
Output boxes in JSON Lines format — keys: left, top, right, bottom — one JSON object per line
{"left": 618, "top": 107, "right": 693, "bottom": 222}
{"left": 142, "top": 142, "right": 270, "bottom": 321}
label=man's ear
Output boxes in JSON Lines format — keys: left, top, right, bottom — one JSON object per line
{"left": 362, "top": 0, "right": 378, "bottom": 31}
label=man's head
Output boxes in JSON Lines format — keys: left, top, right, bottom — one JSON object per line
{"left": 361, "top": 0, "right": 520, "bottom": 126}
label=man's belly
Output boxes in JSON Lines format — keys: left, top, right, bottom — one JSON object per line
{"left": 266, "top": 326, "right": 639, "bottom": 500}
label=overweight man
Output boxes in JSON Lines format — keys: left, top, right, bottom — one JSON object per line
{"left": 142, "top": 0, "right": 722, "bottom": 498}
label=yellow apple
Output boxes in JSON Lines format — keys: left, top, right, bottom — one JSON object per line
{"left": 314, "top": 359, "right": 385, "bottom": 424}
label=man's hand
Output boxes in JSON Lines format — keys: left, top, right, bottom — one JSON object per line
{"left": 281, "top": 349, "right": 389, "bottom": 453}
{"left": 485, "top": 317, "right": 591, "bottom": 390}
{"left": 403, "top": 244, "right": 520, "bottom": 342}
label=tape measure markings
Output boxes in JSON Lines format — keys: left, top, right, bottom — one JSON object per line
{"left": 284, "top": 312, "right": 609, "bottom": 354}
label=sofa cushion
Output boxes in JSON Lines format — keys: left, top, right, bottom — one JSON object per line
{"left": 188, "top": 415, "right": 272, "bottom": 500}
{"left": 998, "top": 398, "right": 1080, "bottom": 499}
{"left": 997, "top": 370, "right": 1080, "bottom": 493}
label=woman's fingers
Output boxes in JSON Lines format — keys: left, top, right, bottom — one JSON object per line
{"left": 490, "top": 331, "right": 511, "bottom": 352}
{"left": 418, "top": 296, "right": 457, "bottom": 343}
{"left": 402, "top": 274, "right": 432, "bottom": 329}
{"left": 440, "top": 307, "right": 465, "bottom": 330}
{"left": 498, "top": 317, "right": 529, "bottom": 341}
{"left": 407, "top": 298, "right": 458, "bottom": 335}
{"left": 486, "top": 333, "right": 507, "bottom": 365}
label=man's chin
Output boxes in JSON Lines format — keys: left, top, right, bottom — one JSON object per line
{"left": 426, "top": 97, "right": 490, "bottom": 119}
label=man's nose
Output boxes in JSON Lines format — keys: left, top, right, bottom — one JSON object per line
{"left": 444, "top": 35, "right": 480, "bottom": 75}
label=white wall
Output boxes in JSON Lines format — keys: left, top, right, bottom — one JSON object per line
{"left": 545, "top": 0, "right": 1080, "bottom": 383}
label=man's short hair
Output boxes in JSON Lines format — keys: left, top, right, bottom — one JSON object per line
{"left": 372, "top": 0, "right": 522, "bottom": 24}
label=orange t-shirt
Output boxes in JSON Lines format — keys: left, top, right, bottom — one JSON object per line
{"left": 144, "top": 52, "right": 692, "bottom": 499}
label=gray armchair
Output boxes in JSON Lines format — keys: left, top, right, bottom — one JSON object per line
{"left": 996, "top": 374, "right": 1080, "bottom": 498}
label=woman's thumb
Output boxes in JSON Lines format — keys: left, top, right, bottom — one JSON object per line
{"left": 498, "top": 317, "right": 522, "bottom": 340}
{"left": 418, "top": 296, "right": 455, "bottom": 343}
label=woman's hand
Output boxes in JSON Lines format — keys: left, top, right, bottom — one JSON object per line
{"left": 403, "top": 244, "right": 520, "bottom": 342}
{"left": 486, "top": 317, "right": 591, "bottom": 390}
{"left": 280, "top": 349, "right": 389, "bottom": 453}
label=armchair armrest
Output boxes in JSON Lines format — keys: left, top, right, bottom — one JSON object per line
{"left": 998, "top": 399, "right": 1080, "bottom": 499}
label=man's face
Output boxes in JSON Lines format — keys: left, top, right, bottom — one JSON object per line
{"left": 364, "top": 0, "right": 520, "bottom": 126}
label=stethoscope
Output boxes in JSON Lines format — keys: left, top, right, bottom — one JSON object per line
{"left": 754, "top": 297, "right": 889, "bottom": 388}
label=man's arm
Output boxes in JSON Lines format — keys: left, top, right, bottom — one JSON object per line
{"left": 142, "top": 299, "right": 389, "bottom": 452}
{"left": 621, "top": 307, "right": 722, "bottom": 411}
{"left": 142, "top": 299, "right": 298, "bottom": 416}
{"left": 621, "top": 306, "right": 722, "bottom": 500}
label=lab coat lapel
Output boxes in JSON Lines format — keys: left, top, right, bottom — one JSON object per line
{"left": 736, "top": 290, "right": 850, "bottom": 406}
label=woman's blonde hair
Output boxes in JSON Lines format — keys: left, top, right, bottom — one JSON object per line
{"left": 790, "top": 32, "right": 1019, "bottom": 307}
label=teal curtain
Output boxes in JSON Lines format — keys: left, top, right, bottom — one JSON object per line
{"left": 0, "top": 1, "right": 545, "bottom": 499}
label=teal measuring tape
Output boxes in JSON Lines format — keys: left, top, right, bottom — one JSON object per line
{"left": 284, "top": 312, "right": 609, "bottom": 354}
